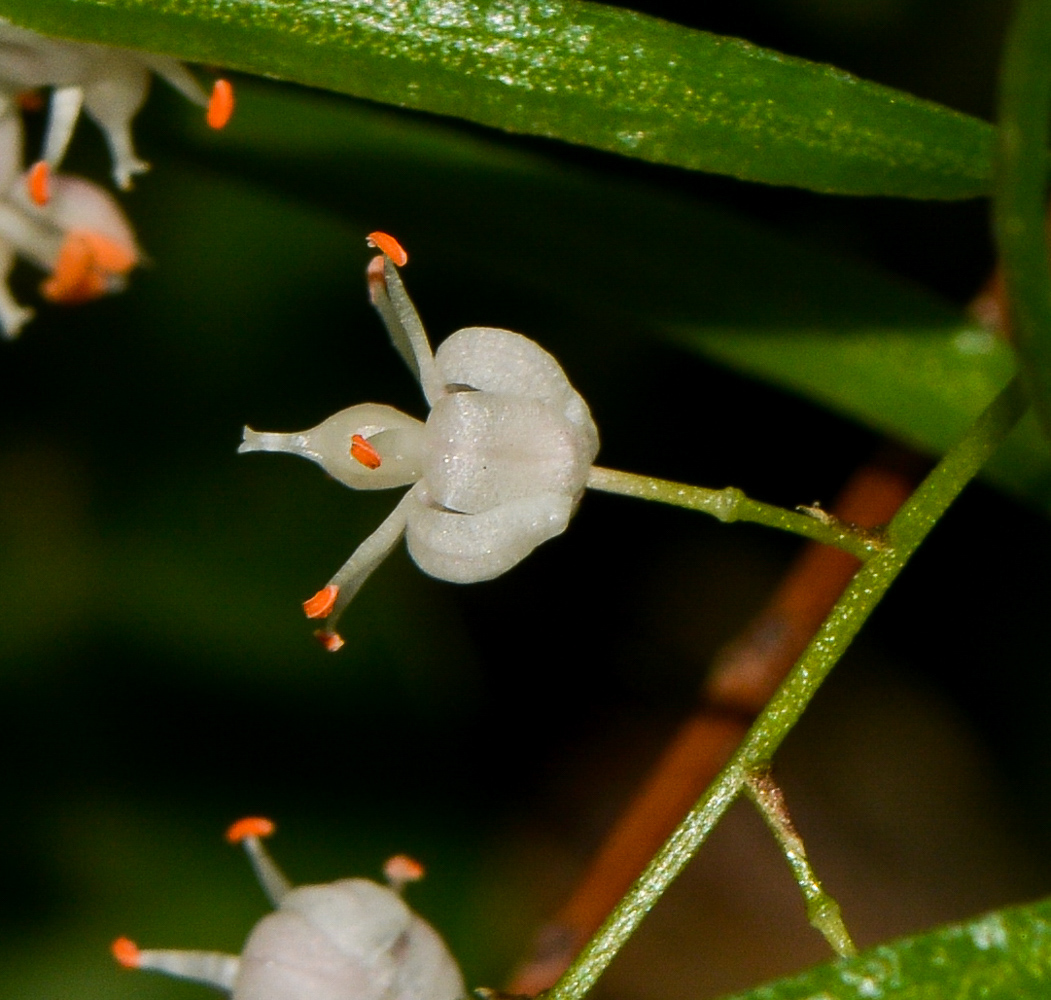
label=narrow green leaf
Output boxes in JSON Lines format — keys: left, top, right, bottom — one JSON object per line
{"left": 994, "top": 0, "right": 1051, "bottom": 441}
{"left": 720, "top": 897, "right": 1051, "bottom": 1000}
{"left": 678, "top": 324, "right": 1051, "bottom": 515}
{"left": 0, "top": 0, "right": 994, "bottom": 198}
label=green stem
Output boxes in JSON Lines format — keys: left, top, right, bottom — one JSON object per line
{"left": 546, "top": 377, "right": 1027, "bottom": 1000}
{"left": 994, "top": 0, "right": 1051, "bottom": 440}
{"left": 745, "top": 770, "right": 856, "bottom": 958}
{"left": 586, "top": 466, "right": 881, "bottom": 561}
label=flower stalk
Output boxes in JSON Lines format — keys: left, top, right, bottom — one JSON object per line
{"left": 586, "top": 466, "right": 883, "bottom": 560}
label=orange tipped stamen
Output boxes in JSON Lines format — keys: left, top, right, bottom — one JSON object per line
{"left": 42, "top": 230, "right": 137, "bottom": 304}
{"left": 111, "top": 937, "right": 141, "bottom": 968}
{"left": 303, "top": 584, "right": 339, "bottom": 619}
{"left": 207, "top": 79, "right": 235, "bottom": 129}
{"left": 226, "top": 816, "right": 275, "bottom": 844}
{"left": 27, "top": 161, "right": 50, "bottom": 206}
{"left": 384, "top": 854, "right": 426, "bottom": 885}
{"left": 366, "top": 232, "right": 408, "bottom": 267}
{"left": 350, "top": 434, "right": 383, "bottom": 470}
{"left": 314, "top": 629, "right": 345, "bottom": 653}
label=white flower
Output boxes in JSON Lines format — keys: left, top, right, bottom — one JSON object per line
{"left": 0, "top": 104, "right": 140, "bottom": 338}
{"left": 0, "top": 17, "right": 233, "bottom": 192}
{"left": 239, "top": 234, "right": 599, "bottom": 650}
{"left": 113, "top": 818, "right": 466, "bottom": 1000}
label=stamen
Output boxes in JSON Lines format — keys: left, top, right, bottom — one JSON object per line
{"left": 314, "top": 628, "right": 345, "bottom": 653}
{"left": 366, "top": 231, "right": 408, "bottom": 267}
{"left": 303, "top": 584, "right": 339, "bottom": 619}
{"left": 42, "top": 234, "right": 95, "bottom": 302}
{"left": 384, "top": 854, "right": 426, "bottom": 888}
{"left": 226, "top": 817, "right": 275, "bottom": 843}
{"left": 207, "top": 79, "right": 235, "bottom": 130}
{"left": 367, "top": 254, "right": 387, "bottom": 305}
{"left": 112, "top": 937, "right": 141, "bottom": 969}
{"left": 41, "top": 230, "right": 137, "bottom": 303}
{"left": 350, "top": 434, "right": 383, "bottom": 470}
{"left": 27, "top": 161, "right": 50, "bottom": 206}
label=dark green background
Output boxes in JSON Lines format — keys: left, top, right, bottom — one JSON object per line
{"left": 1, "top": 2, "right": 1050, "bottom": 998}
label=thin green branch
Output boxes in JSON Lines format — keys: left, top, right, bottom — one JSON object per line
{"left": 745, "top": 770, "right": 856, "bottom": 958}
{"left": 994, "top": 0, "right": 1051, "bottom": 440}
{"left": 586, "top": 466, "right": 882, "bottom": 561}
{"left": 546, "top": 377, "right": 1027, "bottom": 1000}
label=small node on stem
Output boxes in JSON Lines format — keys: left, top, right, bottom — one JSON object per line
{"left": 366, "top": 231, "right": 408, "bottom": 266}
{"left": 711, "top": 486, "right": 744, "bottom": 523}
{"left": 303, "top": 584, "right": 339, "bottom": 619}
{"left": 314, "top": 628, "right": 345, "bottom": 653}
{"left": 350, "top": 434, "right": 383, "bottom": 470}
{"left": 226, "top": 817, "right": 275, "bottom": 843}
{"left": 27, "top": 161, "right": 50, "bottom": 206}
{"left": 111, "top": 937, "right": 141, "bottom": 968}
{"left": 207, "top": 79, "right": 235, "bottom": 129}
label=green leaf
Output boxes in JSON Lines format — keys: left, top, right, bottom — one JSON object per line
{"left": 678, "top": 325, "right": 1051, "bottom": 515}
{"left": 720, "top": 897, "right": 1051, "bottom": 1000}
{"left": 994, "top": 1, "right": 1051, "bottom": 442}
{"left": 0, "top": 0, "right": 994, "bottom": 198}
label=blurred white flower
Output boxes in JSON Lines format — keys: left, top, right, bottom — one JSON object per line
{"left": 113, "top": 818, "right": 465, "bottom": 1000}
{"left": 0, "top": 102, "right": 140, "bottom": 339}
{"left": 239, "top": 234, "right": 599, "bottom": 650}
{"left": 0, "top": 17, "right": 233, "bottom": 193}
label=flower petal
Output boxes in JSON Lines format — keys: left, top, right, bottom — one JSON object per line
{"left": 435, "top": 327, "right": 589, "bottom": 414}
{"left": 405, "top": 484, "right": 574, "bottom": 583}
{"left": 424, "top": 391, "right": 595, "bottom": 514}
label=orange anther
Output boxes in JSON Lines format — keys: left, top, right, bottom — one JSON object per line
{"left": 314, "top": 629, "right": 345, "bottom": 653}
{"left": 27, "top": 161, "right": 50, "bottom": 206}
{"left": 366, "top": 232, "right": 408, "bottom": 267}
{"left": 226, "top": 817, "right": 275, "bottom": 843}
{"left": 42, "top": 229, "right": 136, "bottom": 304}
{"left": 207, "top": 79, "right": 235, "bottom": 129}
{"left": 384, "top": 854, "right": 426, "bottom": 885}
{"left": 350, "top": 434, "right": 383, "bottom": 470}
{"left": 111, "top": 937, "right": 141, "bottom": 968}
{"left": 303, "top": 584, "right": 339, "bottom": 619}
